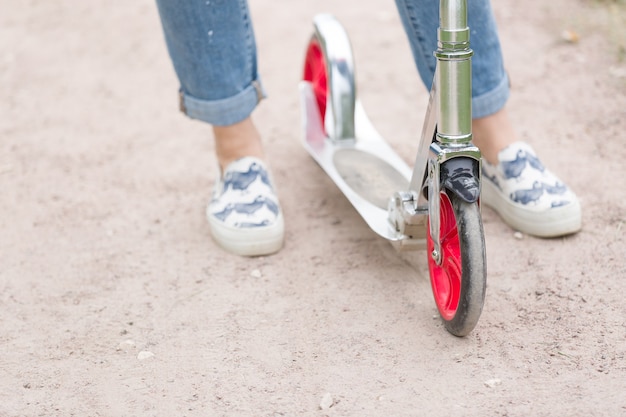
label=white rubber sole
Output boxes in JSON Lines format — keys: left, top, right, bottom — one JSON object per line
{"left": 481, "top": 179, "right": 582, "bottom": 237}
{"left": 207, "top": 212, "right": 285, "bottom": 256}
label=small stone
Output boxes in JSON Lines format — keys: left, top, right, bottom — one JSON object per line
{"left": 250, "top": 269, "right": 262, "bottom": 279}
{"left": 484, "top": 378, "right": 502, "bottom": 388}
{"left": 514, "top": 232, "right": 523, "bottom": 240}
{"left": 561, "top": 29, "right": 579, "bottom": 43}
{"left": 319, "top": 393, "right": 334, "bottom": 410}
{"left": 137, "top": 350, "right": 155, "bottom": 360}
{"left": 117, "top": 339, "right": 136, "bottom": 351}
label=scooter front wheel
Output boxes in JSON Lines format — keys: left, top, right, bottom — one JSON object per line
{"left": 428, "top": 190, "right": 486, "bottom": 337}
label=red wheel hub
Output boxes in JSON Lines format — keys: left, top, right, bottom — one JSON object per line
{"left": 303, "top": 39, "right": 328, "bottom": 121}
{"left": 428, "top": 193, "right": 462, "bottom": 321}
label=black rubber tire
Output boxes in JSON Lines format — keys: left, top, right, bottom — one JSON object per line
{"left": 428, "top": 190, "right": 487, "bottom": 337}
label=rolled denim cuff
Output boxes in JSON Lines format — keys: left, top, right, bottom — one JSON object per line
{"left": 179, "top": 79, "right": 267, "bottom": 126}
{"left": 472, "top": 73, "right": 510, "bottom": 119}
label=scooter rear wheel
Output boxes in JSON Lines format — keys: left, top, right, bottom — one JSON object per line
{"left": 428, "top": 190, "right": 486, "bottom": 336}
{"left": 303, "top": 36, "right": 328, "bottom": 124}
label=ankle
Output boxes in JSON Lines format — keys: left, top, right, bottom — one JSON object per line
{"left": 472, "top": 108, "right": 517, "bottom": 165}
{"left": 213, "top": 117, "right": 265, "bottom": 170}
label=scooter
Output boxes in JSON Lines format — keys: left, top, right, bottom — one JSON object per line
{"left": 298, "top": 0, "right": 486, "bottom": 336}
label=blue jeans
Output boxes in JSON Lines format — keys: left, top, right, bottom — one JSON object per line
{"left": 156, "top": 0, "right": 508, "bottom": 126}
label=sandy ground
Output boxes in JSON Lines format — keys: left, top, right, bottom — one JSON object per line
{"left": 1, "top": 0, "right": 626, "bottom": 416}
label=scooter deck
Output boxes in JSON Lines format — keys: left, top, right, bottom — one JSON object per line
{"left": 299, "top": 81, "right": 414, "bottom": 242}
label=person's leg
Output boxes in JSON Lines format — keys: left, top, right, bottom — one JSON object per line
{"left": 395, "top": 0, "right": 581, "bottom": 237}
{"left": 156, "top": 0, "right": 266, "bottom": 168}
{"left": 156, "top": 0, "right": 283, "bottom": 255}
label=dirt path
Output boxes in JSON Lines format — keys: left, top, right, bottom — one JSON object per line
{"left": 1, "top": 0, "right": 625, "bottom": 416}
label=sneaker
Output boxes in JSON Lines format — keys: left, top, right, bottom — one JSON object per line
{"left": 481, "top": 142, "right": 581, "bottom": 237}
{"left": 207, "top": 157, "right": 284, "bottom": 256}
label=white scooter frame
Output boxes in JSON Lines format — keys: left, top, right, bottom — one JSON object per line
{"left": 299, "top": 0, "right": 486, "bottom": 336}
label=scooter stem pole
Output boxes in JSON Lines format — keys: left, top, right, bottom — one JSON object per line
{"left": 435, "top": 0, "right": 473, "bottom": 145}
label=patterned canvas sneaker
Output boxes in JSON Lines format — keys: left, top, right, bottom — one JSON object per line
{"left": 207, "top": 157, "right": 284, "bottom": 256}
{"left": 481, "top": 142, "right": 581, "bottom": 237}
